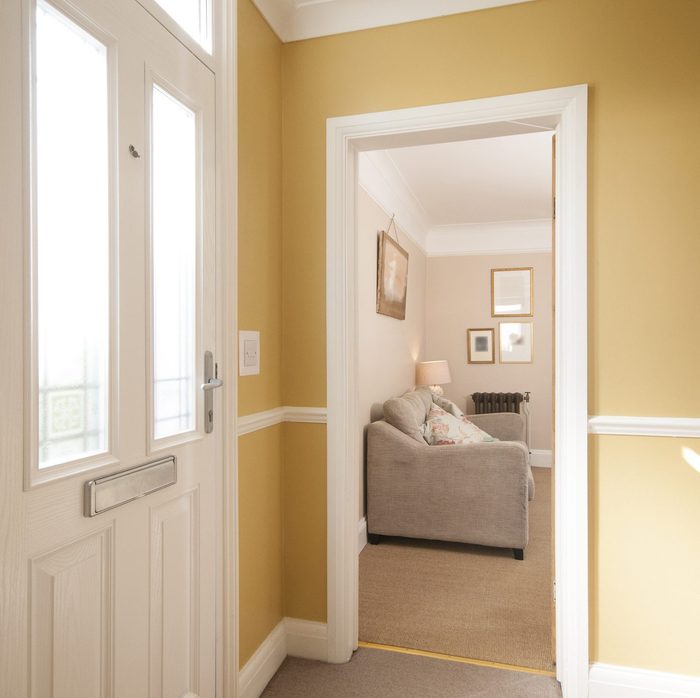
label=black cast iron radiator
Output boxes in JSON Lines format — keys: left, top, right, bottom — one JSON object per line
{"left": 471, "top": 391, "right": 530, "bottom": 414}
{"left": 471, "top": 392, "right": 532, "bottom": 450}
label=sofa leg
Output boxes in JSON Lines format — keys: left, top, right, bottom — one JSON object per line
{"left": 513, "top": 548, "right": 524, "bottom": 560}
{"left": 368, "top": 534, "right": 381, "bottom": 545}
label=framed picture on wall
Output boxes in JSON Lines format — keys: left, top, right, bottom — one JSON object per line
{"left": 376, "top": 230, "right": 409, "bottom": 320}
{"left": 499, "top": 322, "right": 533, "bottom": 363}
{"left": 491, "top": 267, "right": 534, "bottom": 316}
{"left": 467, "top": 328, "right": 495, "bottom": 364}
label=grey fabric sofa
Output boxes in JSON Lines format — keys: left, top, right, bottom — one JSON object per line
{"left": 366, "top": 389, "right": 534, "bottom": 559}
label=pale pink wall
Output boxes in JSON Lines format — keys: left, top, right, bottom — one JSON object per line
{"left": 425, "top": 253, "right": 553, "bottom": 451}
{"left": 357, "top": 187, "right": 427, "bottom": 426}
{"left": 358, "top": 186, "right": 427, "bottom": 515}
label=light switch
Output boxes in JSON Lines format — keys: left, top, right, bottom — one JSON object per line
{"left": 239, "top": 331, "right": 260, "bottom": 376}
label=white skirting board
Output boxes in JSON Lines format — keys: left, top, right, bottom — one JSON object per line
{"left": 589, "top": 663, "right": 700, "bottom": 698}
{"left": 238, "top": 620, "right": 287, "bottom": 698}
{"left": 358, "top": 516, "right": 367, "bottom": 553}
{"left": 530, "top": 449, "right": 552, "bottom": 467}
{"left": 285, "top": 617, "right": 328, "bottom": 660}
{"left": 239, "top": 618, "right": 328, "bottom": 698}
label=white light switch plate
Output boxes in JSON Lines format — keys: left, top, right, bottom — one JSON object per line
{"left": 239, "top": 330, "right": 260, "bottom": 376}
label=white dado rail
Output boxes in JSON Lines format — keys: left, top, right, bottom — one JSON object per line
{"left": 588, "top": 416, "right": 700, "bottom": 438}
{"left": 238, "top": 409, "right": 700, "bottom": 438}
{"left": 237, "top": 406, "right": 328, "bottom": 436}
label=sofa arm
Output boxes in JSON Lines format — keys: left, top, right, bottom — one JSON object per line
{"left": 468, "top": 412, "right": 525, "bottom": 442}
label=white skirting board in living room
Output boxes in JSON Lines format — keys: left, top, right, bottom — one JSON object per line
{"left": 239, "top": 618, "right": 328, "bottom": 698}
{"left": 588, "top": 663, "right": 700, "bottom": 698}
{"left": 530, "top": 449, "right": 552, "bottom": 467}
{"left": 358, "top": 516, "right": 367, "bottom": 553}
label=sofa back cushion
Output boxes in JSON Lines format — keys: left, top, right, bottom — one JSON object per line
{"left": 383, "top": 388, "right": 432, "bottom": 443}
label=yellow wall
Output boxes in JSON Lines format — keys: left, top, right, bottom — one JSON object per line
{"left": 238, "top": 0, "right": 282, "bottom": 417}
{"left": 283, "top": 423, "right": 327, "bottom": 621}
{"left": 237, "top": 0, "right": 284, "bottom": 666}
{"left": 278, "top": 0, "right": 700, "bottom": 675}
{"left": 238, "top": 426, "right": 284, "bottom": 665}
{"left": 590, "top": 437, "right": 700, "bottom": 674}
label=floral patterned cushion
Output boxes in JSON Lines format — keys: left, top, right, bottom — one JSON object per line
{"left": 423, "top": 404, "right": 497, "bottom": 446}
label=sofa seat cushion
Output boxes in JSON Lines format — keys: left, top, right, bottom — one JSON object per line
{"left": 383, "top": 388, "right": 433, "bottom": 443}
{"left": 423, "top": 404, "right": 497, "bottom": 446}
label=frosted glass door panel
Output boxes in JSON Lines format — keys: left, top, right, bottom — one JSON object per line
{"left": 35, "top": 1, "right": 110, "bottom": 468}
{"left": 151, "top": 85, "right": 197, "bottom": 441}
{"left": 152, "top": 0, "right": 211, "bottom": 52}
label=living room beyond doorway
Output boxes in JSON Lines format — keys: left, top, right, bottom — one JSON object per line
{"left": 356, "top": 132, "right": 555, "bottom": 673}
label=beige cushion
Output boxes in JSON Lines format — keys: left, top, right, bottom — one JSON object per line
{"left": 383, "top": 388, "right": 433, "bottom": 443}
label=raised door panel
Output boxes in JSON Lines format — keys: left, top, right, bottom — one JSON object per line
{"left": 149, "top": 490, "right": 199, "bottom": 698}
{"left": 30, "top": 528, "right": 113, "bottom": 698}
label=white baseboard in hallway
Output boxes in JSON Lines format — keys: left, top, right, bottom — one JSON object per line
{"left": 239, "top": 618, "right": 328, "bottom": 698}
{"left": 358, "top": 516, "right": 367, "bottom": 553}
{"left": 285, "top": 617, "right": 328, "bottom": 660}
{"left": 529, "top": 449, "right": 552, "bottom": 467}
{"left": 589, "top": 663, "right": 700, "bottom": 698}
{"left": 239, "top": 620, "right": 287, "bottom": 698}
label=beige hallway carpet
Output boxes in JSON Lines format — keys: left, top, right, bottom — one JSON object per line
{"left": 359, "top": 467, "right": 553, "bottom": 671}
{"left": 263, "top": 647, "right": 561, "bottom": 697}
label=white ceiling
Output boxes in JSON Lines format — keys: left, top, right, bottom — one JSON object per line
{"left": 358, "top": 131, "right": 554, "bottom": 256}
{"left": 252, "top": 0, "right": 535, "bottom": 42}
{"left": 384, "top": 131, "right": 553, "bottom": 226}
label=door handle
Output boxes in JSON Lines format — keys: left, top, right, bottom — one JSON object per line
{"left": 201, "top": 377, "right": 223, "bottom": 392}
{"left": 202, "top": 351, "right": 221, "bottom": 433}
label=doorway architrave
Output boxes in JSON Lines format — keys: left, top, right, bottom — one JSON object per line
{"left": 326, "top": 85, "right": 589, "bottom": 698}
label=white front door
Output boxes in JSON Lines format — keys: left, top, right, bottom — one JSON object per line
{"left": 0, "top": 0, "right": 221, "bottom": 695}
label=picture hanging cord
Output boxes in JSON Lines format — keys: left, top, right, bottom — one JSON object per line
{"left": 385, "top": 213, "right": 401, "bottom": 246}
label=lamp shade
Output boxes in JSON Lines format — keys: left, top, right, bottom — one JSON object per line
{"left": 415, "top": 360, "right": 452, "bottom": 386}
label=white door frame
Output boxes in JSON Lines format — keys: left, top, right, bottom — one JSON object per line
{"left": 326, "top": 85, "right": 588, "bottom": 698}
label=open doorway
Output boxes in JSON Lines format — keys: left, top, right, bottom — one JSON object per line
{"left": 326, "top": 86, "right": 589, "bottom": 698}
{"left": 356, "top": 131, "right": 555, "bottom": 672}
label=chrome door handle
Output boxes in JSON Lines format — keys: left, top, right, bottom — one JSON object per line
{"left": 201, "top": 378, "right": 223, "bottom": 392}
{"left": 203, "top": 351, "right": 221, "bottom": 433}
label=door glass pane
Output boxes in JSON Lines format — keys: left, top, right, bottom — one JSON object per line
{"left": 152, "top": 85, "right": 197, "bottom": 440}
{"left": 35, "top": 1, "right": 110, "bottom": 468}
{"left": 152, "top": 0, "right": 211, "bottom": 53}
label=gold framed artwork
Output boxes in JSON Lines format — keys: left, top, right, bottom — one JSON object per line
{"left": 499, "top": 322, "right": 533, "bottom": 363}
{"left": 491, "top": 267, "right": 534, "bottom": 317}
{"left": 467, "top": 328, "right": 495, "bottom": 364}
{"left": 376, "top": 231, "right": 409, "bottom": 320}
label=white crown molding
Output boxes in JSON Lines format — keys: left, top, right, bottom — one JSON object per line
{"left": 284, "top": 618, "right": 328, "bottom": 660}
{"left": 589, "top": 663, "right": 700, "bottom": 698}
{"left": 358, "top": 151, "right": 429, "bottom": 254}
{"left": 237, "top": 406, "right": 328, "bottom": 436}
{"left": 253, "top": 0, "right": 535, "bottom": 43}
{"left": 238, "top": 620, "right": 287, "bottom": 698}
{"left": 427, "top": 218, "right": 552, "bottom": 257}
{"left": 588, "top": 416, "right": 700, "bottom": 438}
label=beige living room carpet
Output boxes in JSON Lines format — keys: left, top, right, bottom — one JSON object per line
{"left": 359, "top": 466, "right": 554, "bottom": 671}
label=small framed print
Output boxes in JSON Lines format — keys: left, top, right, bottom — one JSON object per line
{"left": 499, "top": 322, "right": 533, "bottom": 363}
{"left": 467, "top": 328, "right": 495, "bottom": 364}
{"left": 491, "top": 267, "right": 533, "bottom": 317}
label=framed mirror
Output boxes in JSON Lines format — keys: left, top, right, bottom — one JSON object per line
{"left": 491, "top": 267, "right": 533, "bottom": 317}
